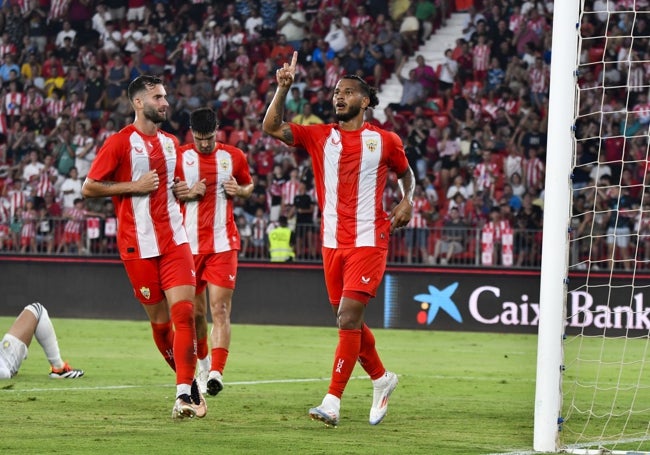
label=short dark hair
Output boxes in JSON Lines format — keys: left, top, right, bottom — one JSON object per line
{"left": 190, "top": 108, "right": 218, "bottom": 135}
{"left": 127, "top": 75, "right": 163, "bottom": 101}
{"left": 341, "top": 75, "right": 379, "bottom": 108}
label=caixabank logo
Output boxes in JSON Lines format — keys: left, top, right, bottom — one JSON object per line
{"left": 412, "top": 281, "right": 650, "bottom": 336}
{"left": 414, "top": 282, "right": 463, "bottom": 325}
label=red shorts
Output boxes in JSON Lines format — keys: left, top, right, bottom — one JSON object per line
{"left": 64, "top": 232, "right": 81, "bottom": 243}
{"left": 193, "top": 250, "right": 238, "bottom": 294}
{"left": 322, "top": 246, "right": 387, "bottom": 305}
{"left": 123, "top": 243, "right": 196, "bottom": 304}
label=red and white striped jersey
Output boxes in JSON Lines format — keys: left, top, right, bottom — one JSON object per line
{"left": 48, "top": 0, "right": 70, "bottom": 22}
{"left": 87, "top": 125, "right": 187, "bottom": 260}
{"left": 473, "top": 161, "right": 498, "bottom": 193}
{"left": 509, "top": 13, "right": 524, "bottom": 34}
{"left": 35, "top": 169, "right": 57, "bottom": 197}
{"left": 290, "top": 122, "right": 409, "bottom": 248}
{"left": 23, "top": 93, "right": 44, "bottom": 111}
{"left": 325, "top": 63, "right": 345, "bottom": 89}
{"left": 281, "top": 179, "right": 300, "bottom": 206}
{"left": 69, "top": 100, "right": 85, "bottom": 118}
{"left": 7, "top": 189, "right": 25, "bottom": 219}
{"left": 4, "top": 92, "right": 23, "bottom": 116}
{"left": 64, "top": 206, "right": 86, "bottom": 235}
{"left": 529, "top": 66, "right": 549, "bottom": 94}
{"left": 21, "top": 210, "right": 37, "bottom": 239}
{"left": 524, "top": 156, "right": 545, "bottom": 190}
{"left": 251, "top": 215, "right": 268, "bottom": 242}
{"left": 472, "top": 44, "right": 490, "bottom": 72}
{"left": 407, "top": 197, "right": 432, "bottom": 229}
{"left": 45, "top": 98, "right": 65, "bottom": 119}
{"left": 177, "top": 142, "right": 252, "bottom": 254}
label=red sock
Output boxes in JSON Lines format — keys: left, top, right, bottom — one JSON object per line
{"left": 150, "top": 321, "right": 175, "bottom": 371}
{"left": 210, "top": 347, "right": 229, "bottom": 374}
{"left": 197, "top": 336, "right": 209, "bottom": 360}
{"left": 328, "top": 329, "right": 362, "bottom": 398}
{"left": 170, "top": 300, "right": 197, "bottom": 386}
{"left": 358, "top": 323, "right": 385, "bottom": 380}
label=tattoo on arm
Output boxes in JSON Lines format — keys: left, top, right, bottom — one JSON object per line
{"left": 281, "top": 125, "right": 294, "bottom": 144}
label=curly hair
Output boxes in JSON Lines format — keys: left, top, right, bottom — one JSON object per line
{"left": 341, "top": 75, "right": 379, "bottom": 108}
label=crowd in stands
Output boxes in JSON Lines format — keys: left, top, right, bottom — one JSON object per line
{"left": 0, "top": 0, "right": 646, "bottom": 269}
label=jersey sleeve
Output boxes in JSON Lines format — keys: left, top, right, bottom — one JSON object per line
{"left": 175, "top": 143, "right": 191, "bottom": 182}
{"left": 231, "top": 147, "right": 253, "bottom": 185}
{"left": 385, "top": 130, "right": 410, "bottom": 176}
{"left": 86, "top": 133, "right": 124, "bottom": 182}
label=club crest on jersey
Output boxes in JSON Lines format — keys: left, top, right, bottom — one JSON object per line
{"left": 164, "top": 142, "right": 175, "bottom": 156}
{"left": 140, "top": 286, "right": 151, "bottom": 300}
{"left": 220, "top": 159, "right": 230, "bottom": 171}
{"left": 365, "top": 139, "right": 378, "bottom": 152}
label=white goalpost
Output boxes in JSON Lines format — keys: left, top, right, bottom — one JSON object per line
{"left": 535, "top": 0, "right": 650, "bottom": 453}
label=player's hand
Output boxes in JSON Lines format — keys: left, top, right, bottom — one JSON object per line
{"left": 172, "top": 177, "right": 190, "bottom": 199}
{"left": 388, "top": 198, "right": 413, "bottom": 234}
{"left": 189, "top": 178, "right": 207, "bottom": 200}
{"left": 222, "top": 176, "right": 239, "bottom": 198}
{"left": 276, "top": 51, "right": 298, "bottom": 88}
{"left": 134, "top": 170, "right": 159, "bottom": 194}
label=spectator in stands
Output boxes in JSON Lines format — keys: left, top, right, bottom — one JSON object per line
{"left": 59, "top": 167, "right": 83, "bottom": 210}
{"left": 398, "top": 5, "right": 420, "bottom": 55}
{"left": 405, "top": 183, "right": 434, "bottom": 264}
{"left": 72, "top": 122, "right": 96, "bottom": 180}
{"left": 431, "top": 206, "right": 467, "bottom": 265}
{"left": 438, "top": 48, "right": 458, "bottom": 93}
{"left": 83, "top": 67, "right": 106, "bottom": 121}
{"left": 278, "top": 1, "right": 307, "bottom": 51}
{"left": 292, "top": 103, "right": 324, "bottom": 125}
{"left": 389, "top": 56, "right": 426, "bottom": 113}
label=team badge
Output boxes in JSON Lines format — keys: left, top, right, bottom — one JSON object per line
{"left": 140, "top": 286, "right": 151, "bottom": 300}
{"left": 365, "top": 139, "right": 378, "bottom": 152}
{"left": 164, "top": 142, "right": 175, "bottom": 156}
{"left": 3, "top": 340, "right": 10, "bottom": 349}
{"left": 220, "top": 159, "right": 230, "bottom": 171}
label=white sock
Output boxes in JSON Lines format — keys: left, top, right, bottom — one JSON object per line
{"left": 25, "top": 303, "right": 64, "bottom": 369}
{"left": 176, "top": 383, "right": 191, "bottom": 398}
{"left": 198, "top": 356, "right": 210, "bottom": 373}
{"left": 323, "top": 393, "right": 341, "bottom": 412}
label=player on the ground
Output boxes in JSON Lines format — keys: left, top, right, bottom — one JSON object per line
{"left": 263, "top": 52, "right": 415, "bottom": 427}
{"left": 1, "top": 302, "right": 84, "bottom": 379}
{"left": 174, "top": 107, "right": 253, "bottom": 397}
{"left": 81, "top": 75, "right": 205, "bottom": 420}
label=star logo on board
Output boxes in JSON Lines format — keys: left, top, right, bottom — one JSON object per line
{"left": 414, "top": 283, "right": 462, "bottom": 325}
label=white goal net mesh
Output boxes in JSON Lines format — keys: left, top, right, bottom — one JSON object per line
{"left": 563, "top": 0, "right": 650, "bottom": 452}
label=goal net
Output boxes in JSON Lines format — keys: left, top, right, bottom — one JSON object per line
{"left": 535, "top": 0, "right": 650, "bottom": 453}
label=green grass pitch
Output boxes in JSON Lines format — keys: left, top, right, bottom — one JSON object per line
{"left": 0, "top": 318, "right": 554, "bottom": 454}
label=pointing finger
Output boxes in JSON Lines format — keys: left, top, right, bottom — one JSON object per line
{"left": 290, "top": 51, "right": 298, "bottom": 70}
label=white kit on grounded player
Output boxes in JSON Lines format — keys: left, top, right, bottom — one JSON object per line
{"left": 0, "top": 302, "right": 84, "bottom": 379}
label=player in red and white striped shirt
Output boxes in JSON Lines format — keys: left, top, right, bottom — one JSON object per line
{"left": 175, "top": 108, "right": 253, "bottom": 397}
{"left": 82, "top": 76, "right": 203, "bottom": 419}
{"left": 263, "top": 52, "right": 415, "bottom": 427}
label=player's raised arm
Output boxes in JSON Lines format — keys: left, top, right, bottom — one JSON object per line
{"left": 262, "top": 51, "right": 298, "bottom": 145}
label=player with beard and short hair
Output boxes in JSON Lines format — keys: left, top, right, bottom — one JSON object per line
{"left": 81, "top": 75, "right": 206, "bottom": 420}
{"left": 263, "top": 52, "right": 415, "bottom": 427}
